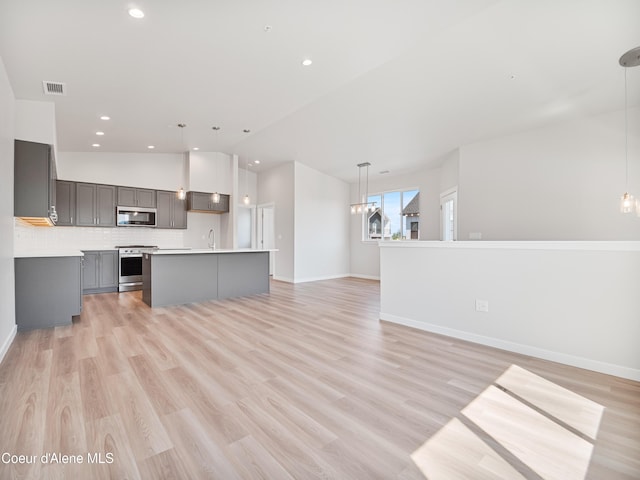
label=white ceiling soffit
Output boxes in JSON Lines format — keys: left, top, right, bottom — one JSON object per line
{"left": 1, "top": 0, "right": 639, "bottom": 182}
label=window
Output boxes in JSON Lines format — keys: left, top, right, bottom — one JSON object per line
{"left": 364, "top": 188, "right": 419, "bottom": 241}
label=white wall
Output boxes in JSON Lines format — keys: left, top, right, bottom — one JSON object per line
{"left": 379, "top": 242, "right": 640, "bottom": 381}
{"left": 349, "top": 167, "right": 441, "bottom": 279}
{"left": 14, "top": 99, "right": 56, "bottom": 146}
{"left": 57, "top": 151, "right": 186, "bottom": 191}
{"left": 188, "top": 151, "right": 232, "bottom": 193}
{"left": 458, "top": 108, "right": 640, "bottom": 240}
{"left": 294, "top": 162, "right": 350, "bottom": 282}
{"left": 257, "top": 162, "right": 295, "bottom": 281}
{"left": 439, "top": 149, "right": 459, "bottom": 192}
{"left": 0, "top": 57, "right": 16, "bottom": 363}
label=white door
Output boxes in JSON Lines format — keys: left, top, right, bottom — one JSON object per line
{"left": 440, "top": 189, "right": 457, "bottom": 241}
{"left": 257, "top": 204, "right": 275, "bottom": 275}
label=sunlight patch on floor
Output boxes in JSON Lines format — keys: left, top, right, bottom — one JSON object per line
{"left": 411, "top": 418, "right": 526, "bottom": 480}
{"left": 411, "top": 365, "right": 604, "bottom": 480}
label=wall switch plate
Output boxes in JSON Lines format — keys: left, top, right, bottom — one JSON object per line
{"left": 475, "top": 299, "right": 489, "bottom": 312}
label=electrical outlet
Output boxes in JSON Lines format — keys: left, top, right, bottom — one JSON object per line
{"left": 475, "top": 299, "right": 489, "bottom": 312}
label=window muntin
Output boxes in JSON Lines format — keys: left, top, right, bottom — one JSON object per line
{"left": 364, "top": 188, "right": 419, "bottom": 241}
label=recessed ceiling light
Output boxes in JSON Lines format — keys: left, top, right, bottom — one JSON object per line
{"left": 192, "top": 147, "right": 199, "bottom": 151}
{"left": 92, "top": 143, "right": 100, "bottom": 148}
{"left": 243, "top": 129, "right": 251, "bottom": 133}
{"left": 254, "top": 160, "right": 260, "bottom": 164}
{"left": 147, "top": 145, "right": 155, "bottom": 149}
{"left": 128, "top": 8, "right": 144, "bottom": 18}
{"left": 302, "top": 59, "right": 313, "bottom": 66}
{"left": 95, "top": 131, "right": 104, "bottom": 136}
{"left": 211, "top": 126, "right": 221, "bottom": 131}
{"left": 510, "top": 74, "right": 517, "bottom": 80}
{"left": 264, "top": 25, "right": 272, "bottom": 32}
{"left": 100, "top": 115, "right": 110, "bottom": 120}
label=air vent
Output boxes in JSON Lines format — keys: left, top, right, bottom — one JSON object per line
{"left": 42, "top": 81, "right": 66, "bottom": 96}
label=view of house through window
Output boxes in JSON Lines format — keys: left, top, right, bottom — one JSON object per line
{"left": 365, "top": 189, "right": 419, "bottom": 241}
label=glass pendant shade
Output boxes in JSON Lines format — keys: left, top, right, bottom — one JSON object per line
{"left": 177, "top": 187, "right": 186, "bottom": 200}
{"left": 211, "top": 192, "right": 220, "bottom": 203}
{"left": 243, "top": 194, "right": 250, "bottom": 205}
{"left": 621, "top": 192, "right": 635, "bottom": 213}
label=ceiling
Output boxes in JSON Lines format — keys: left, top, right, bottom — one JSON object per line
{"left": 1, "top": 0, "right": 639, "bottom": 182}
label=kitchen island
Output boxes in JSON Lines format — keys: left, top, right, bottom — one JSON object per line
{"left": 141, "top": 249, "right": 272, "bottom": 307}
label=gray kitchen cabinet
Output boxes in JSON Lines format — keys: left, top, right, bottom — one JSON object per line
{"left": 157, "top": 190, "right": 187, "bottom": 229}
{"left": 15, "top": 255, "right": 82, "bottom": 330}
{"left": 55, "top": 180, "right": 76, "bottom": 226}
{"left": 117, "top": 186, "right": 156, "bottom": 208}
{"left": 82, "top": 250, "right": 118, "bottom": 294}
{"left": 187, "top": 191, "right": 230, "bottom": 213}
{"left": 14, "top": 140, "right": 57, "bottom": 223}
{"left": 76, "top": 183, "right": 116, "bottom": 226}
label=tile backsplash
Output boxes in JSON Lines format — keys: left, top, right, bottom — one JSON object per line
{"left": 14, "top": 219, "right": 185, "bottom": 254}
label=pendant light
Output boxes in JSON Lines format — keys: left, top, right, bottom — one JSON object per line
{"left": 618, "top": 47, "right": 640, "bottom": 214}
{"left": 176, "top": 123, "right": 187, "bottom": 200}
{"left": 350, "top": 162, "right": 376, "bottom": 214}
{"left": 243, "top": 158, "right": 250, "bottom": 205}
{"left": 211, "top": 126, "right": 221, "bottom": 203}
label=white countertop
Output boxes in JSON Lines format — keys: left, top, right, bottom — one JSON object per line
{"left": 149, "top": 248, "right": 277, "bottom": 255}
{"left": 14, "top": 251, "right": 85, "bottom": 258}
{"left": 377, "top": 240, "right": 640, "bottom": 252}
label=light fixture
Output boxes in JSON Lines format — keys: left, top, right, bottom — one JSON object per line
{"left": 211, "top": 127, "right": 221, "bottom": 203}
{"left": 192, "top": 147, "right": 199, "bottom": 151}
{"left": 128, "top": 8, "right": 144, "bottom": 18}
{"left": 96, "top": 131, "right": 104, "bottom": 136}
{"left": 254, "top": 160, "right": 260, "bottom": 165}
{"left": 92, "top": 143, "right": 100, "bottom": 148}
{"left": 302, "top": 58, "right": 313, "bottom": 66}
{"left": 176, "top": 123, "right": 187, "bottom": 200}
{"left": 147, "top": 145, "right": 155, "bottom": 149}
{"left": 350, "top": 162, "right": 376, "bottom": 215}
{"left": 618, "top": 46, "right": 640, "bottom": 215}
{"left": 243, "top": 158, "right": 250, "bottom": 205}
{"left": 100, "top": 115, "right": 110, "bottom": 120}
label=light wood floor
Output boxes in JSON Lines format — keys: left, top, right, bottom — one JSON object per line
{"left": 0, "top": 278, "right": 638, "bottom": 479}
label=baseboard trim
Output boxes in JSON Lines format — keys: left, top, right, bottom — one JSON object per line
{"left": 0, "top": 324, "right": 17, "bottom": 366}
{"left": 379, "top": 312, "right": 640, "bottom": 382}
{"left": 349, "top": 274, "right": 380, "bottom": 281}
{"left": 292, "top": 274, "right": 350, "bottom": 284}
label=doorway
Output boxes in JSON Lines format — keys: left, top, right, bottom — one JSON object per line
{"left": 440, "top": 188, "right": 457, "bottom": 241}
{"left": 257, "top": 203, "right": 275, "bottom": 275}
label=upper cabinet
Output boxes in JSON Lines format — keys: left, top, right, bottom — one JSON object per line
{"left": 187, "top": 191, "right": 230, "bottom": 213}
{"left": 14, "top": 140, "right": 58, "bottom": 225}
{"left": 76, "top": 183, "right": 116, "bottom": 227}
{"left": 156, "top": 190, "right": 187, "bottom": 229}
{"left": 117, "top": 186, "right": 156, "bottom": 208}
{"left": 55, "top": 180, "right": 76, "bottom": 226}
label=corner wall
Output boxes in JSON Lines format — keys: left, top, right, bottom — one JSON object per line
{"left": 257, "top": 162, "right": 295, "bottom": 282}
{"left": 294, "top": 162, "right": 350, "bottom": 282}
{"left": 0, "top": 57, "right": 16, "bottom": 362}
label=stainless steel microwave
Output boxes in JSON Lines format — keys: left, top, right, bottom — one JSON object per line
{"left": 116, "top": 206, "right": 157, "bottom": 227}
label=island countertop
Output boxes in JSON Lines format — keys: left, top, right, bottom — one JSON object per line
{"left": 148, "top": 248, "right": 277, "bottom": 255}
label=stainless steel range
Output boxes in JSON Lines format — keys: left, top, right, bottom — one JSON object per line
{"left": 117, "top": 245, "right": 157, "bottom": 292}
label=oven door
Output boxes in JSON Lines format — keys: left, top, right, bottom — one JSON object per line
{"left": 119, "top": 253, "right": 143, "bottom": 291}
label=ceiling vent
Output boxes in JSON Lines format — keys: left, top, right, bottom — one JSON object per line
{"left": 42, "top": 81, "right": 66, "bottom": 96}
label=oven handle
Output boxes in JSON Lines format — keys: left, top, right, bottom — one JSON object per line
{"left": 120, "top": 253, "right": 143, "bottom": 258}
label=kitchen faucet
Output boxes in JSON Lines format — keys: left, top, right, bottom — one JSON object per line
{"left": 208, "top": 228, "right": 215, "bottom": 249}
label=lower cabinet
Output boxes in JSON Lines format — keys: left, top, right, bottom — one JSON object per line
{"left": 82, "top": 250, "right": 118, "bottom": 294}
{"left": 15, "top": 256, "right": 82, "bottom": 331}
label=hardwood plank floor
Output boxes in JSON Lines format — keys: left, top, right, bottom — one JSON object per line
{"left": 0, "top": 277, "right": 638, "bottom": 479}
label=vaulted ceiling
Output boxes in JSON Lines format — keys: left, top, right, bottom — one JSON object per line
{"left": 1, "top": 0, "right": 638, "bottom": 181}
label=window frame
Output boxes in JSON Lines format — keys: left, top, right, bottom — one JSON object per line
{"left": 361, "top": 187, "right": 420, "bottom": 243}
